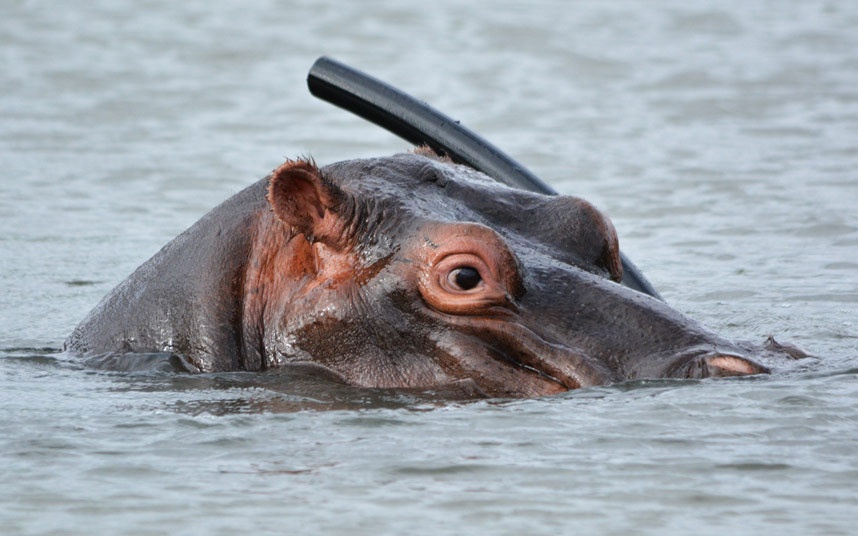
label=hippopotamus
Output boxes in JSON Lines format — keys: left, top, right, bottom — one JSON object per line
{"left": 65, "top": 149, "right": 804, "bottom": 398}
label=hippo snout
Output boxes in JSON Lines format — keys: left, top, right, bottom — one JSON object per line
{"left": 664, "top": 350, "right": 770, "bottom": 380}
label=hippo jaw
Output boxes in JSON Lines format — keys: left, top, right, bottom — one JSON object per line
{"left": 419, "top": 309, "right": 770, "bottom": 398}
{"left": 422, "top": 314, "right": 616, "bottom": 397}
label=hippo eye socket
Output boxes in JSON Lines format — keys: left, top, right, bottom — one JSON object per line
{"left": 421, "top": 244, "right": 518, "bottom": 314}
{"left": 448, "top": 266, "right": 482, "bottom": 291}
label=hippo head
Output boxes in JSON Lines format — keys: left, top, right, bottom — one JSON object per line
{"left": 246, "top": 150, "right": 788, "bottom": 398}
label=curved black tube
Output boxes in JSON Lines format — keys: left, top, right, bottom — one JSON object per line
{"left": 307, "top": 56, "right": 661, "bottom": 300}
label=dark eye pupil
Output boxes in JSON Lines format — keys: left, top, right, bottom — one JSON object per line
{"left": 453, "top": 267, "right": 481, "bottom": 290}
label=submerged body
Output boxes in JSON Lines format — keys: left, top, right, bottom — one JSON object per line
{"left": 66, "top": 151, "right": 799, "bottom": 398}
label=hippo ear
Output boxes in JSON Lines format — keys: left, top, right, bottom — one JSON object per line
{"left": 267, "top": 159, "right": 346, "bottom": 246}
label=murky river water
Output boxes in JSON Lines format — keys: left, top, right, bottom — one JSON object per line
{"left": 2, "top": 1, "right": 858, "bottom": 534}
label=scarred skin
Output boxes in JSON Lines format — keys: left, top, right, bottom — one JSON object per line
{"left": 65, "top": 150, "right": 803, "bottom": 398}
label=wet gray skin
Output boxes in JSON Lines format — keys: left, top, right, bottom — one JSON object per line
{"left": 65, "top": 151, "right": 804, "bottom": 398}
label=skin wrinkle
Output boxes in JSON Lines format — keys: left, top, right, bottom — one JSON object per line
{"left": 423, "top": 309, "right": 617, "bottom": 390}
{"left": 340, "top": 280, "right": 412, "bottom": 387}
{"left": 244, "top": 210, "right": 326, "bottom": 369}
{"left": 427, "top": 329, "right": 568, "bottom": 398}
{"left": 238, "top": 210, "right": 266, "bottom": 371}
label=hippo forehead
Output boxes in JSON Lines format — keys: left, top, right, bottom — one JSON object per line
{"left": 321, "top": 153, "right": 499, "bottom": 217}
{"left": 320, "top": 153, "right": 621, "bottom": 280}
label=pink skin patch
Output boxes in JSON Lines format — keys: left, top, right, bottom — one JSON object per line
{"left": 707, "top": 355, "right": 761, "bottom": 376}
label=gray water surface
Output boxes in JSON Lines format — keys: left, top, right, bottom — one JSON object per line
{"left": 2, "top": 2, "right": 858, "bottom": 535}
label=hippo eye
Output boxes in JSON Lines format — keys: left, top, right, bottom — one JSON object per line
{"left": 448, "top": 266, "right": 482, "bottom": 291}
{"left": 421, "top": 245, "right": 517, "bottom": 314}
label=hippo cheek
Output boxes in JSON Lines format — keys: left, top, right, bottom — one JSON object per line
{"left": 289, "top": 318, "right": 462, "bottom": 390}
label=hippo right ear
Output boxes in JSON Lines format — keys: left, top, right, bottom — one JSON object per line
{"left": 266, "top": 159, "right": 347, "bottom": 247}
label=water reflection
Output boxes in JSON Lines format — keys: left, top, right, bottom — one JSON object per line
{"left": 82, "top": 356, "right": 487, "bottom": 414}
{"left": 2, "top": 346, "right": 841, "bottom": 416}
